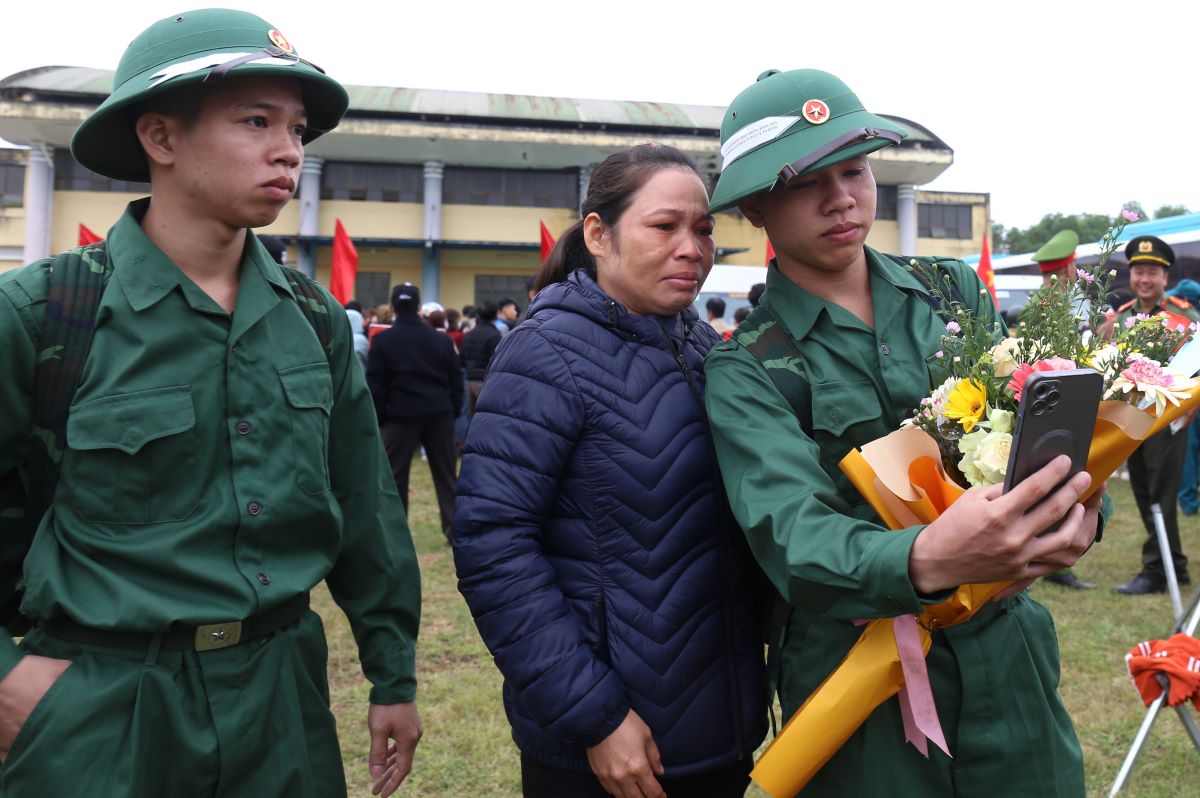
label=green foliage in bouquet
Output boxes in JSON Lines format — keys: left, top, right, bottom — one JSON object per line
{"left": 902, "top": 212, "right": 1196, "bottom": 487}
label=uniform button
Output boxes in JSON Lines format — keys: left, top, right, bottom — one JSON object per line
{"left": 256, "top": 572, "right": 271, "bottom": 586}
{"left": 247, "top": 501, "right": 263, "bottom": 516}
{"left": 879, "top": 343, "right": 891, "bottom": 356}
{"left": 236, "top": 420, "right": 252, "bottom": 436}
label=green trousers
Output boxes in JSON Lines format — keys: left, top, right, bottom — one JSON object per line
{"left": 1128, "top": 427, "right": 1190, "bottom": 579}
{"left": 1, "top": 611, "right": 346, "bottom": 797}
{"left": 786, "top": 593, "right": 1084, "bottom": 797}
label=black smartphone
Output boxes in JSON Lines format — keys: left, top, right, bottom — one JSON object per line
{"left": 1002, "top": 368, "right": 1102, "bottom": 497}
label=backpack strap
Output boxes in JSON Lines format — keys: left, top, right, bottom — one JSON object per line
{"left": 281, "top": 267, "right": 335, "bottom": 359}
{"left": 886, "top": 253, "right": 965, "bottom": 318}
{"left": 29, "top": 242, "right": 112, "bottom": 515}
{"left": 0, "top": 242, "right": 113, "bottom": 633}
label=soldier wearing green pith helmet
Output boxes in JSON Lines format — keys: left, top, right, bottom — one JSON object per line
{"left": 0, "top": 9, "right": 421, "bottom": 796}
{"left": 1030, "top": 229, "right": 1096, "bottom": 590}
{"left": 704, "top": 69, "right": 1107, "bottom": 796}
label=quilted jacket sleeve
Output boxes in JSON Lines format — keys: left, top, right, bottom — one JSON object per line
{"left": 453, "top": 326, "right": 630, "bottom": 748}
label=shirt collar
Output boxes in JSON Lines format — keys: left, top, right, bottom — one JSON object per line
{"left": 111, "top": 198, "right": 295, "bottom": 312}
{"left": 761, "top": 246, "right": 930, "bottom": 341}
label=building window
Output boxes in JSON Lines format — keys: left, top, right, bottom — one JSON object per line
{"left": 444, "top": 167, "right": 578, "bottom": 209}
{"left": 0, "top": 161, "right": 24, "bottom": 208}
{"left": 53, "top": 151, "right": 150, "bottom": 193}
{"left": 355, "top": 271, "right": 392, "bottom": 309}
{"left": 475, "top": 274, "right": 531, "bottom": 311}
{"left": 918, "top": 203, "right": 973, "bottom": 239}
{"left": 876, "top": 185, "right": 897, "bottom": 220}
{"left": 320, "top": 162, "right": 423, "bottom": 202}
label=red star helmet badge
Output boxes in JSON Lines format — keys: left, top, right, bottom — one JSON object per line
{"left": 268, "top": 29, "right": 294, "bottom": 53}
{"left": 802, "top": 99, "right": 830, "bottom": 125}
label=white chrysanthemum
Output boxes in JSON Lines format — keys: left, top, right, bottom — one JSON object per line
{"left": 1106, "top": 356, "right": 1197, "bottom": 416}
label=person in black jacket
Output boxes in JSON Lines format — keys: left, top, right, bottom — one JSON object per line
{"left": 459, "top": 300, "right": 502, "bottom": 416}
{"left": 368, "top": 282, "right": 463, "bottom": 541}
{"left": 454, "top": 144, "right": 766, "bottom": 798}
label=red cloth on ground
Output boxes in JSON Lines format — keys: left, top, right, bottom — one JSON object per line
{"left": 1125, "top": 633, "right": 1200, "bottom": 708}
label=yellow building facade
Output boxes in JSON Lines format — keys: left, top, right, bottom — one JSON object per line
{"left": 0, "top": 68, "right": 989, "bottom": 314}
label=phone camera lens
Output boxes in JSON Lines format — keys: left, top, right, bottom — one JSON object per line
{"left": 1032, "top": 400, "right": 1047, "bottom": 416}
{"left": 1046, "top": 389, "right": 1060, "bottom": 406}
{"left": 1034, "top": 381, "right": 1054, "bottom": 398}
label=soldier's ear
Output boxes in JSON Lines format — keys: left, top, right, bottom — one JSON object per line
{"left": 739, "top": 196, "right": 767, "bottom": 229}
{"left": 134, "top": 111, "right": 180, "bottom": 170}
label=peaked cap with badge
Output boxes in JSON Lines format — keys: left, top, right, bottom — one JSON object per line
{"left": 71, "top": 8, "right": 349, "bottom": 182}
{"left": 1125, "top": 235, "right": 1175, "bottom": 269}
{"left": 709, "top": 69, "right": 908, "bottom": 212}
{"left": 1032, "top": 229, "right": 1079, "bottom": 274}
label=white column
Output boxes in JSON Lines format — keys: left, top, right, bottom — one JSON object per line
{"left": 297, "top": 156, "right": 323, "bottom": 277}
{"left": 897, "top": 183, "right": 917, "bottom": 255}
{"left": 422, "top": 161, "right": 444, "bottom": 301}
{"left": 23, "top": 144, "right": 54, "bottom": 263}
{"left": 579, "top": 164, "right": 595, "bottom": 212}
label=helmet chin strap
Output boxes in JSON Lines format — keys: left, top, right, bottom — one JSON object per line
{"left": 774, "top": 127, "right": 903, "bottom": 187}
{"left": 205, "top": 45, "right": 327, "bottom": 79}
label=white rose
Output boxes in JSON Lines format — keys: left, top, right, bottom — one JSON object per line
{"left": 986, "top": 408, "right": 1014, "bottom": 434}
{"left": 974, "top": 431, "right": 1013, "bottom": 485}
{"left": 958, "top": 449, "right": 986, "bottom": 487}
{"left": 989, "top": 337, "right": 1022, "bottom": 378}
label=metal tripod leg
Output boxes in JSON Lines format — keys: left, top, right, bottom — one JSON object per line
{"left": 1109, "top": 587, "right": 1200, "bottom": 796}
{"left": 1150, "top": 502, "right": 1184, "bottom": 623}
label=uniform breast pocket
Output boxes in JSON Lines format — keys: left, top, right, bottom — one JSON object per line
{"left": 64, "top": 386, "right": 199, "bottom": 525}
{"left": 279, "top": 363, "right": 332, "bottom": 495}
{"left": 810, "top": 380, "right": 883, "bottom": 471}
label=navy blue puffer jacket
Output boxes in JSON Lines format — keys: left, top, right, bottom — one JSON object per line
{"left": 453, "top": 269, "right": 767, "bottom": 776}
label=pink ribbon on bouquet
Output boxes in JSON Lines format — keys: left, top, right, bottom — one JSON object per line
{"left": 894, "top": 615, "right": 951, "bottom": 758}
{"left": 851, "top": 613, "right": 950, "bottom": 758}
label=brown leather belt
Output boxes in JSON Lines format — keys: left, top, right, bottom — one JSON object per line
{"left": 40, "top": 592, "right": 310, "bottom": 652}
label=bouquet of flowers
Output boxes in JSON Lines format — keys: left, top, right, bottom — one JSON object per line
{"left": 751, "top": 212, "right": 1200, "bottom": 798}
{"left": 906, "top": 212, "right": 1197, "bottom": 489}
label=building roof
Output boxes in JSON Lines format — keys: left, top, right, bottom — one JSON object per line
{"left": 0, "top": 66, "right": 954, "bottom": 184}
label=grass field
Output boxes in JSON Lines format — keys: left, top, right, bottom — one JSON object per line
{"left": 316, "top": 464, "right": 1200, "bottom": 797}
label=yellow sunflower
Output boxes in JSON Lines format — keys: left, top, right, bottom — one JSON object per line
{"left": 944, "top": 379, "right": 988, "bottom": 432}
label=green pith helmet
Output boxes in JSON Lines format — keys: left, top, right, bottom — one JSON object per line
{"left": 709, "top": 69, "right": 908, "bottom": 213}
{"left": 71, "top": 8, "right": 349, "bottom": 182}
{"left": 1032, "top": 230, "right": 1079, "bottom": 273}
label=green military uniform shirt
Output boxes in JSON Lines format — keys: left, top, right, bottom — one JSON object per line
{"left": 1112, "top": 294, "right": 1200, "bottom": 329}
{"left": 0, "top": 199, "right": 420, "bottom": 704}
{"left": 705, "top": 249, "right": 1085, "bottom": 795}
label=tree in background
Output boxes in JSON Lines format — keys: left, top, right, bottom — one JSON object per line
{"left": 995, "top": 203, "right": 1191, "bottom": 254}
{"left": 1153, "top": 205, "right": 1190, "bottom": 219}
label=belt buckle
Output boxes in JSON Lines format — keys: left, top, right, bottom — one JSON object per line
{"left": 194, "top": 621, "right": 243, "bottom": 651}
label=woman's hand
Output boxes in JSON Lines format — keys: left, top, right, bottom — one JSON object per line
{"left": 585, "top": 709, "right": 666, "bottom": 798}
{"left": 909, "top": 455, "right": 1097, "bottom": 594}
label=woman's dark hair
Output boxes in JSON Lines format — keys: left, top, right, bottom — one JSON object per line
{"left": 536, "top": 143, "right": 706, "bottom": 291}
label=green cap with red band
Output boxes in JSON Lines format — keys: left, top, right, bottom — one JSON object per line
{"left": 1032, "top": 230, "right": 1079, "bottom": 274}
{"left": 71, "top": 8, "right": 349, "bottom": 182}
{"left": 709, "top": 69, "right": 908, "bottom": 213}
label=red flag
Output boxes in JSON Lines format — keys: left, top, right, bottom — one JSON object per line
{"left": 330, "top": 219, "right": 358, "bottom": 306}
{"left": 765, "top": 237, "right": 776, "bottom": 265}
{"left": 977, "top": 230, "right": 998, "bottom": 307}
{"left": 78, "top": 224, "right": 102, "bottom": 246}
{"left": 540, "top": 220, "right": 556, "bottom": 263}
